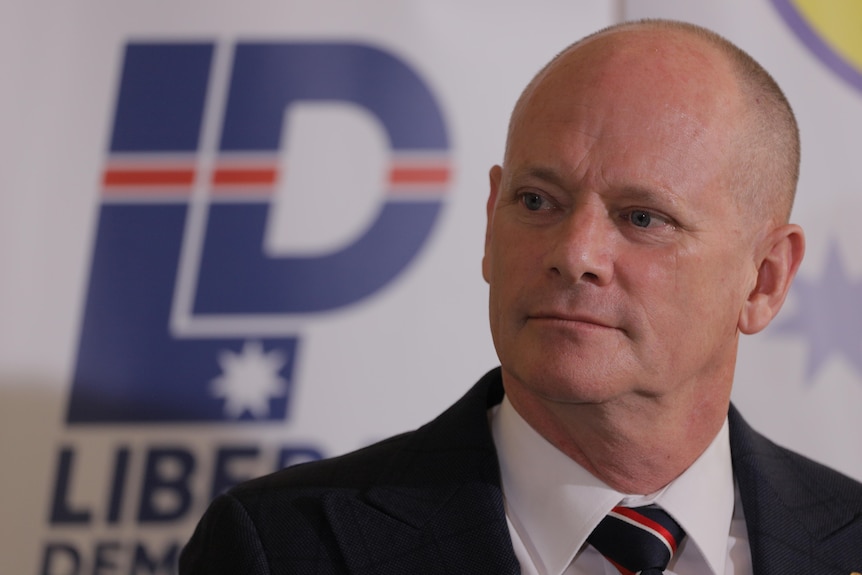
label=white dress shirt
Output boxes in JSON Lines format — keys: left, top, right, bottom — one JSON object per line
{"left": 490, "top": 396, "right": 753, "bottom": 575}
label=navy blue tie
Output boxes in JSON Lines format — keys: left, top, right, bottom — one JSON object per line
{"left": 587, "top": 505, "right": 686, "bottom": 575}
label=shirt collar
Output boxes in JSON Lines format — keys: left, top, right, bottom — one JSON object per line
{"left": 491, "top": 396, "right": 735, "bottom": 575}
{"left": 653, "top": 416, "right": 735, "bottom": 575}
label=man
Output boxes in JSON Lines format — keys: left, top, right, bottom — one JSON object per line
{"left": 180, "top": 19, "right": 862, "bottom": 574}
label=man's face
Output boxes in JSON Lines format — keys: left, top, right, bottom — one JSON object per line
{"left": 483, "top": 34, "right": 761, "bottom": 407}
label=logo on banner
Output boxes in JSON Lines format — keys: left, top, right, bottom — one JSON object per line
{"left": 67, "top": 42, "right": 451, "bottom": 423}
{"left": 771, "top": 241, "right": 862, "bottom": 381}
{"left": 771, "top": 0, "right": 862, "bottom": 94}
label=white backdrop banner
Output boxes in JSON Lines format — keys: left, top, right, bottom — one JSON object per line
{"left": 0, "top": 2, "right": 614, "bottom": 574}
{"left": 3, "top": 1, "right": 861, "bottom": 574}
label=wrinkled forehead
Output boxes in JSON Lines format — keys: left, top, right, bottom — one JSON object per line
{"left": 508, "top": 28, "right": 742, "bottom": 151}
{"left": 500, "top": 28, "right": 751, "bottom": 222}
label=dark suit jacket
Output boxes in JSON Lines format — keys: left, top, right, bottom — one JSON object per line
{"left": 180, "top": 368, "right": 862, "bottom": 574}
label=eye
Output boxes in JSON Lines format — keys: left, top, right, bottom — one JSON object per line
{"left": 622, "top": 209, "right": 673, "bottom": 230}
{"left": 629, "top": 210, "right": 653, "bottom": 228}
{"left": 521, "top": 192, "right": 548, "bottom": 211}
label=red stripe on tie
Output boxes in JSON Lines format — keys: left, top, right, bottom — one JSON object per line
{"left": 612, "top": 506, "right": 680, "bottom": 553}
{"left": 607, "top": 557, "right": 636, "bottom": 575}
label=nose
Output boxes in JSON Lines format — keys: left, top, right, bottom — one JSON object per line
{"left": 544, "top": 204, "right": 614, "bottom": 285}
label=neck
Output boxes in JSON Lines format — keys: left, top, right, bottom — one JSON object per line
{"left": 503, "top": 376, "right": 730, "bottom": 494}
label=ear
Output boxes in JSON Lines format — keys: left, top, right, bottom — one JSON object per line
{"left": 738, "top": 223, "right": 805, "bottom": 334}
{"left": 482, "top": 165, "right": 503, "bottom": 284}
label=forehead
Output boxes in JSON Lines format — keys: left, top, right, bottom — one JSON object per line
{"left": 505, "top": 29, "right": 743, "bottom": 197}
{"left": 520, "top": 28, "right": 738, "bottom": 119}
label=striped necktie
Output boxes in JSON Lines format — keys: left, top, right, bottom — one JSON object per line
{"left": 586, "top": 505, "right": 686, "bottom": 575}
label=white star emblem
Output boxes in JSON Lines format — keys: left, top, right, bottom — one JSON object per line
{"left": 210, "top": 341, "right": 288, "bottom": 419}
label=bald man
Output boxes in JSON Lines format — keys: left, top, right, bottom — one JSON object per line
{"left": 181, "top": 20, "right": 862, "bottom": 575}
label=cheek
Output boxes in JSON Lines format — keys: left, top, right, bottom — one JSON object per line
{"left": 485, "top": 233, "right": 545, "bottom": 330}
{"left": 487, "top": 226, "right": 540, "bottom": 283}
{"left": 481, "top": 252, "right": 491, "bottom": 284}
{"left": 622, "top": 250, "right": 717, "bottom": 328}
{"left": 484, "top": 238, "right": 516, "bottom": 314}
{"left": 654, "top": 249, "right": 748, "bottom": 329}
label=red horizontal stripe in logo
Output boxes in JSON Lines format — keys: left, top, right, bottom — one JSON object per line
{"left": 212, "top": 168, "right": 278, "bottom": 185}
{"left": 104, "top": 168, "right": 195, "bottom": 186}
{"left": 389, "top": 166, "right": 449, "bottom": 184}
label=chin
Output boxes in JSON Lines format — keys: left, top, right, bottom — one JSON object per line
{"left": 503, "top": 360, "right": 626, "bottom": 406}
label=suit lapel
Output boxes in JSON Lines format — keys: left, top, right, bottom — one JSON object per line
{"left": 324, "top": 370, "right": 520, "bottom": 574}
{"left": 729, "top": 405, "right": 862, "bottom": 574}
{"left": 315, "top": 378, "right": 862, "bottom": 574}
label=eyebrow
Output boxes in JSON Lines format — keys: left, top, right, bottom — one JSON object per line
{"left": 507, "top": 166, "right": 568, "bottom": 190}
{"left": 610, "top": 185, "right": 683, "bottom": 210}
{"left": 510, "top": 165, "right": 682, "bottom": 208}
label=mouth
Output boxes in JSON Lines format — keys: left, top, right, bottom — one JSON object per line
{"left": 528, "top": 312, "right": 616, "bottom": 330}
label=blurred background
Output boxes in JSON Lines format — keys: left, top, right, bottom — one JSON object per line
{"left": 2, "top": 1, "right": 861, "bottom": 573}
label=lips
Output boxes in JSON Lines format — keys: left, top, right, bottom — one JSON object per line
{"left": 528, "top": 311, "right": 615, "bottom": 329}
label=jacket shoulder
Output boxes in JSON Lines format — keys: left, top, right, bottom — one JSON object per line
{"left": 729, "top": 404, "right": 862, "bottom": 508}
{"left": 235, "top": 430, "right": 415, "bottom": 495}
{"left": 729, "top": 404, "right": 862, "bottom": 569}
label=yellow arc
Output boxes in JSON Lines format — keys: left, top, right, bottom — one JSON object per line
{"left": 793, "top": 0, "right": 862, "bottom": 71}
